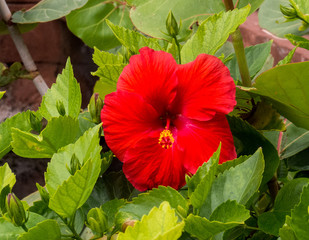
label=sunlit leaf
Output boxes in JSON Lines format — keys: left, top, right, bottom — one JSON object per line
{"left": 12, "top": 0, "right": 88, "bottom": 23}
{"left": 117, "top": 202, "right": 184, "bottom": 240}
{"left": 181, "top": 6, "right": 250, "bottom": 63}
{"left": 39, "top": 58, "right": 81, "bottom": 121}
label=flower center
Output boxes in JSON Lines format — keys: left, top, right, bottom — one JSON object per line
{"left": 158, "top": 118, "right": 174, "bottom": 149}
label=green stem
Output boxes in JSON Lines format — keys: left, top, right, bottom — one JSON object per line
{"left": 57, "top": 213, "right": 82, "bottom": 240}
{"left": 243, "top": 225, "right": 260, "bottom": 231}
{"left": 174, "top": 37, "right": 182, "bottom": 64}
{"left": 223, "top": 0, "right": 251, "bottom": 87}
{"left": 21, "top": 224, "right": 28, "bottom": 232}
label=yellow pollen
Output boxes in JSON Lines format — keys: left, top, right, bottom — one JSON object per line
{"left": 158, "top": 128, "right": 175, "bottom": 149}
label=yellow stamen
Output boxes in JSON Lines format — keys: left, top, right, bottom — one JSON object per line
{"left": 158, "top": 127, "right": 175, "bottom": 149}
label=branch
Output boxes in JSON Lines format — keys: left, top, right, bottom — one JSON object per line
{"left": 0, "top": 0, "right": 48, "bottom": 96}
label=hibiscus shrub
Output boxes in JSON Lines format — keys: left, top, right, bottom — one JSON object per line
{"left": 1, "top": 0, "right": 309, "bottom": 239}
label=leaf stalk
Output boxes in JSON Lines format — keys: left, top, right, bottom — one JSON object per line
{"left": 223, "top": 0, "right": 251, "bottom": 87}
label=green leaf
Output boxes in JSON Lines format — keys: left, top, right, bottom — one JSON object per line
{"left": 0, "top": 163, "right": 16, "bottom": 192}
{"left": 258, "top": 0, "right": 309, "bottom": 37}
{"left": 216, "top": 155, "right": 250, "bottom": 175}
{"left": 247, "top": 61, "right": 309, "bottom": 130}
{"left": 200, "top": 149, "right": 264, "bottom": 218}
{"left": 101, "top": 199, "right": 126, "bottom": 230}
{"left": 258, "top": 178, "right": 309, "bottom": 236}
{"left": 279, "top": 216, "right": 298, "bottom": 240}
{"left": 118, "top": 201, "right": 184, "bottom": 240}
{"left": 0, "top": 91, "right": 4, "bottom": 99}
{"left": 181, "top": 6, "right": 250, "bottom": 63}
{"left": 92, "top": 47, "right": 126, "bottom": 100}
{"left": 277, "top": 46, "right": 298, "bottom": 66}
{"left": 187, "top": 146, "right": 220, "bottom": 212}
{"left": 129, "top": 0, "right": 259, "bottom": 41}
{"left": 11, "top": 116, "right": 80, "bottom": 158}
{"left": 227, "top": 116, "right": 279, "bottom": 185}
{"left": 0, "top": 212, "right": 46, "bottom": 240}
{"left": 226, "top": 41, "right": 272, "bottom": 81}
{"left": 209, "top": 200, "right": 250, "bottom": 222}
{"left": 66, "top": 0, "right": 133, "bottom": 51}
{"left": 229, "top": 88, "right": 254, "bottom": 117}
{"left": 0, "top": 110, "right": 34, "bottom": 159}
{"left": 186, "top": 145, "right": 220, "bottom": 196}
{"left": 289, "top": 184, "right": 309, "bottom": 239}
{"left": 280, "top": 121, "right": 309, "bottom": 159}
{"left": 45, "top": 124, "right": 102, "bottom": 196}
{"left": 117, "top": 186, "right": 188, "bottom": 222}
{"left": 39, "top": 58, "right": 81, "bottom": 121}
{"left": 0, "top": 21, "right": 37, "bottom": 36}
{"left": 17, "top": 219, "right": 61, "bottom": 240}
{"left": 185, "top": 203, "right": 249, "bottom": 240}
{"left": 11, "top": 0, "right": 88, "bottom": 23}
{"left": 0, "top": 62, "right": 29, "bottom": 87}
{"left": 285, "top": 34, "right": 309, "bottom": 50}
{"left": 246, "top": 100, "right": 286, "bottom": 131}
{"left": 106, "top": 20, "right": 163, "bottom": 54}
{"left": 48, "top": 154, "right": 102, "bottom": 218}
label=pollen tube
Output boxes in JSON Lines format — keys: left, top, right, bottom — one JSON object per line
{"left": 158, "top": 118, "right": 175, "bottom": 149}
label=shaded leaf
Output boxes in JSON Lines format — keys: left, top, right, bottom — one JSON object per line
{"left": 117, "top": 202, "right": 184, "bottom": 240}
{"left": 11, "top": 116, "right": 80, "bottom": 158}
{"left": 181, "top": 6, "right": 250, "bottom": 63}
{"left": 66, "top": 0, "right": 133, "bottom": 50}
{"left": 200, "top": 149, "right": 264, "bottom": 218}
{"left": 12, "top": 0, "right": 88, "bottom": 23}
{"left": 289, "top": 184, "right": 309, "bottom": 239}
{"left": 226, "top": 41, "right": 272, "bottom": 81}
{"left": 185, "top": 205, "right": 249, "bottom": 240}
{"left": 188, "top": 146, "right": 220, "bottom": 212}
{"left": 39, "top": 58, "right": 81, "bottom": 121}
{"left": 0, "top": 21, "right": 37, "bottom": 36}
{"left": 247, "top": 61, "right": 309, "bottom": 130}
{"left": 101, "top": 199, "right": 126, "bottom": 231}
{"left": 246, "top": 100, "right": 286, "bottom": 131}
{"left": 227, "top": 116, "right": 279, "bottom": 185}
{"left": 258, "top": 178, "right": 309, "bottom": 236}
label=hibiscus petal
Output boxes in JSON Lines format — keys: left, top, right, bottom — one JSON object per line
{"left": 101, "top": 90, "right": 161, "bottom": 161}
{"left": 117, "top": 47, "right": 178, "bottom": 114}
{"left": 123, "top": 135, "right": 186, "bottom": 191}
{"left": 173, "top": 54, "right": 236, "bottom": 121}
{"left": 175, "top": 114, "right": 237, "bottom": 174}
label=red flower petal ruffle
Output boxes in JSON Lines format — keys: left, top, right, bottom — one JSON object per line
{"left": 122, "top": 134, "right": 187, "bottom": 191}
{"left": 175, "top": 114, "right": 237, "bottom": 174}
{"left": 172, "top": 54, "right": 236, "bottom": 121}
{"left": 101, "top": 90, "right": 161, "bottom": 161}
{"left": 117, "top": 47, "right": 178, "bottom": 114}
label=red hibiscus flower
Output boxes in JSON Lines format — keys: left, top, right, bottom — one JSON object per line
{"left": 101, "top": 47, "right": 237, "bottom": 191}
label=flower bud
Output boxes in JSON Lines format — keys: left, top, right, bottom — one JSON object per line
{"left": 66, "top": 154, "right": 81, "bottom": 175}
{"left": 5, "top": 193, "right": 27, "bottom": 227}
{"left": 29, "top": 112, "right": 42, "bottom": 132}
{"left": 36, "top": 183, "right": 49, "bottom": 204}
{"left": 86, "top": 207, "right": 108, "bottom": 235}
{"left": 88, "top": 93, "right": 104, "bottom": 124}
{"left": 166, "top": 11, "right": 179, "bottom": 38}
{"left": 56, "top": 100, "right": 66, "bottom": 116}
{"left": 280, "top": 5, "right": 298, "bottom": 19}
